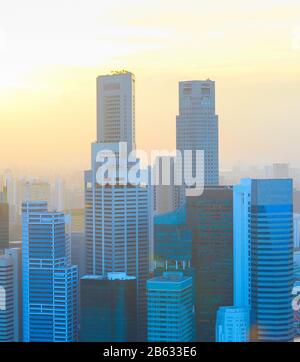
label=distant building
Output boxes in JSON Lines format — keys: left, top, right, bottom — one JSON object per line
{"left": 187, "top": 186, "right": 233, "bottom": 342}
{"left": 153, "top": 156, "right": 177, "bottom": 215}
{"left": 0, "top": 248, "right": 21, "bottom": 342}
{"left": 147, "top": 272, "right": 194, "bottom": 342}
{"left": 22, "top": 201, "right": 78, "bottom": 342}
{"left": 69, "top": 208, "right": 84, "bottom": 232}
{"left": 216, "top": 306, "right": 250, "bottom": 342}
{"left": 96, "top": 71, "right": 135, "bottom": 152}
{"left": 0, "top": 186, "right": 9, "bottom": 251}
{"left": 80, "top": 273, "right": 137, "bottom": 342}
{"left": 176, "top": 80, "right": 219, "bottom": 206}
{"left": 273, "top": 163, "right": 290, "bottom": 179}
{"left": 53, "top": 177, "right": 65, "bottom": 212}
{"left": 234, "top": 179, "right": 294, "bottom": 342}
{"left": 71, "top": 232, "right": 86, "bottom": 278}
{"left": 20, "top": 180, "right": 52, "bottom": 208}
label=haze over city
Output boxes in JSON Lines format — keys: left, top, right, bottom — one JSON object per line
{"left": 1, "top": 0, "right": 300, "bottom": 175}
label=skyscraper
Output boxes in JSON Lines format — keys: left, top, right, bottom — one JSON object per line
{"left": 176, "top": 80, "right": 219, "bottom": 205}
{"left": 154, "top": 204, "right": 192, "bottom": 273}
{"left": 153, "top": 156, "right": 177, "bottom": 215}
{"left": 80, "top": 273, "right": 137, "bottom": 342}
{"left": 216, "top": 306, "right": 250, "bottom": 342}
{"left": 85, "top": 72, "right": 151, "bottom": 340}
{"left": 187, "top": 186, "right": 233, "bottom": 342}
{"left": 0, "top": 248, "right": 21, "bottom": 342}
{"left": 0, "top": 186, "right": 9, "bottom": 251}
{"left": 234, "top": 179, "right": 294, "bottom": 342}
{"left": 97, "top": 71, "right": 135, "bottom": 152}
{"left": 22, "top": 201, "right": 78, "bottom": 342}
{"left": 147, "top": 272, "right": 194, "bottom": 342}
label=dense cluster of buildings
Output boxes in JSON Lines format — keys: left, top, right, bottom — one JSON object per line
{"left": 0, "top": 70, "right": 298, "bottom": 342}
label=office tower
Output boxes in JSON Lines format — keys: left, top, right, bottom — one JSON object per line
{"left": 71, "top": 232, "right": 86, "bottom": 278}
{"left": 216, "top": 306, "right": 250, "bottom": 342}
{"left": 97, "top": 71, "right": 135, "bottom": 152}
{"left": 0, "top": 248, "right": 21, "bottom": 342}
{"left": 69, "top": 208, "right": 84, "bottom": 232}
{"left": 85, "top": 154, "right": 151, "bottom": 338}
{"left": 85, "top": 72, "right": 151, "bottom": 340}
{"left": 234, "top": 179, "right": 294, "bottom": 342}
{"left": 273, "top": 163, "right": 290, "bottom": 179}
{"left": 153, "top": 156, "right": 177, "bottom": 215}
{"left": 187, "top": 186, "right": 233, "bottom": 342}
{"left": 176, "top": 80, "right": 219, "bottom": 206}
{"left": 22, "top": 201, "right": 78, "bottom": 342}
{"left": 147, "top": 271, "right": 193, "bottom": 342}
{"left": 80, "top": 273, "right": 137, "bottom": 342}
{"left": 0, "top": 187, "right": 9, "bottom": 251}
{"left": 20, "top": 180, "right": 52, "bottom": 207}
{"left": 53, "top": 177, "right": 65, "bottom": 212}
{"left": 154, "top": 204, "right": 192, "bottom": 273}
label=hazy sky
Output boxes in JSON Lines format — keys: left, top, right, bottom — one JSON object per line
{"left": 0, "top": 0, "right": 300, "bottom": 174}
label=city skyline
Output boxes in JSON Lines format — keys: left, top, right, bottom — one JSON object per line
{"left": 1, "top": 0, "right": 300, "bottom": 349}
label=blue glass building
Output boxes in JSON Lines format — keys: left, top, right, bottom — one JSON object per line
{"left": 154, "top": 205, "right": 192, "bottom": 272}
{"left": 187, "top": 186, "right": 233, "bottom": 342}
{"left": 147, "top": 272, "right": 194, "bottom": 342}
{"left": 80, "top": 273, "right": 137, "bottom": 342}
{"left": 216, "top": 306, "right": 249, "bottom": 342}
{"left": 22, "top": 201, "right": 78, "bottom": 342}
{"left": 234, "top": 179, "right": 294, "bottom": 342}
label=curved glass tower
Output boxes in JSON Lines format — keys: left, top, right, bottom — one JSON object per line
{"left": 251, "top": 179, "right": 294, "bottom": 341}
{"left": 234, "top": 179, "right": 294, "bottom": 342}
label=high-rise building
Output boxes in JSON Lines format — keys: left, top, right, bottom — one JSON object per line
{"left": 176, "top": 80, "right": 219, "bottom": 205}
{"left": 147, "top": 272, "right": 193, "bottom": 342}
{"left": 97, "top": 71, "right": 135, "bottom": 152}
{"left": 234, "top": 179, "right": 294, "bottom": 342}
{"left": 53, "top": 177, "right": 65, "bottom": 212}
{"left": 69, "top": 208, "right": 84, "bottom": 232}
{"left": 0, "top": 186, "right": 9, "bottom": 251}
{"left": 187, "top": 186, "right": 233, "bottom": 342}
{"left": 71, "top": 232, "right": 86, "bottom": 278}
{"left": 20, "top": 180, "right": 52, "bottom": 208}
{"left": 273, "top": 163, "right": 290, "bottom": 179}
{"left": 85, "top": 72, "right": 151, "bottom": 340}
{"left": 22, "top": 201, "right": 78, "bottom": 342}
{"left": 80, "top": 273, "right": 137, "bottom": 342}
{"left": 216, "top": 306, "right": 250, "bottom": 342}
{"left": 154, "top": 204, "right": 192, "bottom": 273}
{"left": 0, "top": 248, "right": 21, "bottom": 342}
{"left": 153, "top": 156, "right": 177, "bottom": 215}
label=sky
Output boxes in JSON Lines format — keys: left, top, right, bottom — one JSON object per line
{"left": 0, "top": 0, "right": 300, "bottom": 175}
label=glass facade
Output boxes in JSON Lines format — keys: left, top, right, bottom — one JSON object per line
{"left": 216, "top": 306, "right": 249, "bottom": 342}
{"left": 147, "top": 272, "right": 193, "bottom": 342}
{"left": 22, "top": 201, "right": 78, "bottom": 342}
{"left": 154, "top": 204, "right": 192, "bottom": 272}
{"left": 80, "top": 273, "right": 137, "bottom": 342}
{"left": 234, "top": 179, "right": 294, "bottom": 342}
{"left": 187, "top": 186, "right": 234, "bottom": 342}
